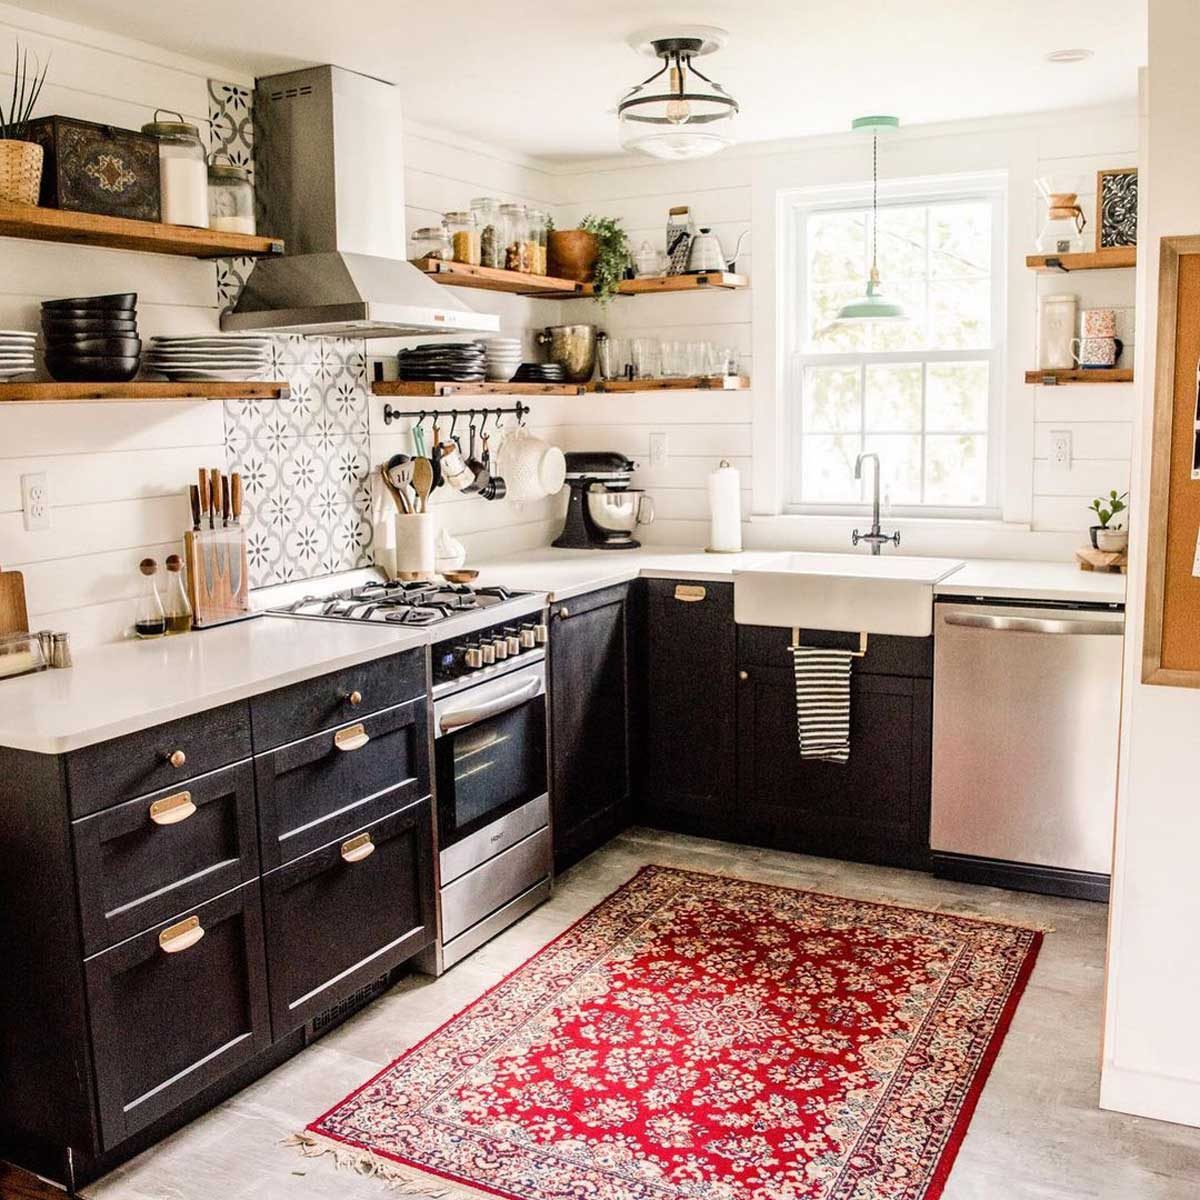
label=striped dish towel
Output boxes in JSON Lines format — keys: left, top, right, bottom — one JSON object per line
{"left": 792, "top": 646, "right": 854, "bottom": 764}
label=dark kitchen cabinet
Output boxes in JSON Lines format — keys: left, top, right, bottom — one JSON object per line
{"left": 549, "top": 584, "right": 634, "bottom": 872}
{"left": 640, "top": 579, "right": 737, "bottom": 839}
{"left": 736, "top": 625, "right": 932, "bottom": 869}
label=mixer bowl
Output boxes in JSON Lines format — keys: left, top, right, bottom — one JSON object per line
{"left": 586, "top": 485, "right": 654, "bottom": 533}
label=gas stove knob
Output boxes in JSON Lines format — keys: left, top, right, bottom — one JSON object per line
{"left": 481, "top": 642, "right": 496, "bottom": 666}
{"left": 492, "top": 637, "right": 509, "bottom": 661}
{"left": 519, "top": 625, "right": 537, "bottom": 650}
{"left": 464, "top": 646, "right": 484, "bottom": 670}
{"left": 534, "top": 622, "right": 549, "bottom": 645}
{"left": 505, "top": 631, "right": 522, "bottom": 656}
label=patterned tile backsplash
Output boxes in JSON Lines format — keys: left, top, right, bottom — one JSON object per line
{"left": 208, "top": 80, "right": 374, "bottom": 588}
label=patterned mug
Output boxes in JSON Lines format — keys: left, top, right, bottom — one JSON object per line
{"left": 1081, "top": 308, "right": 1118, "bottom": 338}
{"left": 1072, "top": 336, "right": 1123, "bottom": 367}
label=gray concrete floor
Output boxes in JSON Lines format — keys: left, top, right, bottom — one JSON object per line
{"left": 84, "top": 829, "right": 1200, "bottom": 1200}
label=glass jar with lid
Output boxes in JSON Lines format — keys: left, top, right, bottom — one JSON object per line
{"left": 207, "top": 154, "right": 255, "bottom": 235}
{"left": 501, "top": 203, "right": 530, "bottom": 273}
{"left": 471, "top": 197, "right": 504, "bottom": 268}
{"left": 411, "top": 224, "right": 451, "bottom": 262}
{"left": 527, "top": 208, "right": 548, "bottom": 275}
{"left": 142, "top": 109, "right": 209, "bottom": 228}
{"left": 444, "top": 210, "right": 480, "bottom": 266}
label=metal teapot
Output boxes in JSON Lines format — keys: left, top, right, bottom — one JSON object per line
{"left": 686, "top": 227, "right": 748, "bottom": 274}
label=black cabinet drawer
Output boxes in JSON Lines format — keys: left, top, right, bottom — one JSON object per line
{"left": 66, "top": 702, "right": 251, "bottom": 818}
{"left": 737, "top": 624, "right": 933, "bottom": 678}
{"left": 255, "top": 699, "right": 429, "bottom": 870}
{"left": 84, "top": 880, "right": 271, "bottom": 1149}
{"left": 261, "top": 797, "right": 434, "bottom": 1037}
{"left": 251, "top": 650, "right": 426, "bottom": 752}
{"left": 73, "top": 761, "right": 259, "bottom": 955}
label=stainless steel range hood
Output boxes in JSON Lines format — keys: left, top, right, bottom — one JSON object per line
{"left": 222, "top": 65, "right": 499, "bottom": 339}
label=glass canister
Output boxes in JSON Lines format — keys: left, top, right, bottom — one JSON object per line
{"left": 207, "top": 154, "right": 255, "bottom": 235}
{"left": 142, "top": 109, "right": 209, "bottom": 228}
{"left": 501, "top": 202, "right": 530, "bottom": 272}
{"left": 444, "top": 210, "right": 480, "bottom": 266}
{"left": 471, "top": 197, "right": 504, "bottom": 268}
{"left": 527, "top": 208, "right": 548, "bottom": 275}
{"left": 411, "top": 224, "right": 451, "bottom": 261}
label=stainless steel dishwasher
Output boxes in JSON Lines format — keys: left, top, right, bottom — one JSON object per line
{"left": 930, "top": 598, "right": 1124, "bottom": 901}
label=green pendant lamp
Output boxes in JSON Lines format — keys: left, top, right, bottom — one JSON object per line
{"left": 836, "top": 115, "right": 907, "bottom": 324}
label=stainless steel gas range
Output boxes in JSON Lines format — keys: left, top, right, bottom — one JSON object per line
{"left": 261, "top": 572, "right": 553, "bottom": 973}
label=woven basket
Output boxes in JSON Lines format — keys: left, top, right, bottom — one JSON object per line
{"left": 0, "top": 140, "right": 43, "bottom": 206}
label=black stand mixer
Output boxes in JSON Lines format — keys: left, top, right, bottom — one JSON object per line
{"left": 553, "top": 452, "right": 655, "bottom": 550}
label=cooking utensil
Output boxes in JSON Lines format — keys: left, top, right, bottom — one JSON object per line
{"left": 0, "top": 566, "right": 29, "bottom": 636}
{"left": 411, "top": 456, "right": 434, "bottom": 514}
{"left": 229, "top": 473, "right": 244, "bottom": 598}
{"left": 380, "top": 463, "right": 411, "bottom": 514}
{"left": 430, "top": 422, "right": 444, "bottom": 490}
{"left": 221, "top": 474, "right": 231, "bottom": 527}
{"left": 189, "top": 484, "right": 201, "bottom": 531}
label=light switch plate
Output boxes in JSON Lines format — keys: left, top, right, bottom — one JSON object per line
{"left": 21, "top": 471, "right": 49, "bottom": 532}
{"left": 649, "top": 432, "right": 668, "bottom": 467}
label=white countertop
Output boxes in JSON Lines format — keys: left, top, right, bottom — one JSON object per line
{"left": 0, "top": 617, "right": 429, "bottom": 755}
{"left": 472, "top": 546, "right": 1126, "bottom": 607}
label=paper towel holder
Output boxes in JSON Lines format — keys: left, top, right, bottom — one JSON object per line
{"left": 706, "top": 458, "right": 743, "bottom": 554}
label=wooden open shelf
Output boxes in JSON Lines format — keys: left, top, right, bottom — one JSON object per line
{"left": 1024, "top": 368, "right": 1134, "bottom": 385}
{"left": 413, "top": 257, "right": 748, "bottom": 299}
{"left": 589, "top": 375, "right": 750, "bottom": 393}
{"left": 373, "top": 379, "right": 585, "bottom": 398}
{"left": 0, "top": 202, "right": 284, "bottom": 259}
{"left": 0, "top": 381, "right": 290, "bottom": 403}
{"left": 1025, "top": 247, "right": 1136, "bottom": 272}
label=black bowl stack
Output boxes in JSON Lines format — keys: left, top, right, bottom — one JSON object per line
{"left": 398, "top": 342, "right": 485, "bottom": 383}
{"left": 41, "top": 293, "right": 141, "bottom": 383}
{"left": 512, "top": 362, "right": 566, "bottom": 384}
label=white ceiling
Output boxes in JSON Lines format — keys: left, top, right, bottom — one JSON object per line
{"left": 18, "top": 0, "right": 1146, "bottom": 162}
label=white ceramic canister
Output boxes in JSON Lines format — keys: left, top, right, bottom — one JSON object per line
{"left": 1038, "top": 293, "right": 1078, "bottom": 370}
{"left": 394, "top": 513, "right": 435, "bottom": 579}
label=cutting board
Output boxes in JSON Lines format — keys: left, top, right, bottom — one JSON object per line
{"left": 0, "top": 567, "right": 29, "bottom": 636}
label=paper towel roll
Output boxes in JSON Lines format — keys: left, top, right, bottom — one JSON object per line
{"left": 707, "top": 459, "right": 742, "bottom": 553}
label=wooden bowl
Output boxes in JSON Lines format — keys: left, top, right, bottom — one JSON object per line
{"left": 442, "top": 569, "right": 479, "bottom": 584}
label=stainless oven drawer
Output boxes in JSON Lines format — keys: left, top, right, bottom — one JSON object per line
{"left": 440, "top": 826, "right": 551, "bottom": 943}
{"left": 440, "top": 793, "right": 549, "bottom": 886}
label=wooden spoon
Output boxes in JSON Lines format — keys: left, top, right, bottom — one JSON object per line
{"left": 411, "top": 457, "right": 434, "bottom": 513}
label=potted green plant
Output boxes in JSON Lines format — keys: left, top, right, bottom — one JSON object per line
{"left": 0, "top": 43, "right": 49, "bottom": 206}
{"left": 547, "top": 214, "right": 630, "bottom": 305}
{"left": 1089, "top": 489, "right": 1128, "bottom": 551}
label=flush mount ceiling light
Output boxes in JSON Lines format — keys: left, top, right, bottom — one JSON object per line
{"left": 617, "top": 26, "right": 738, "bottom": 160}
{"left": 1045, "top": 48, "right": 1094, "bottom": 63}
{"left": 835, "top": 115, "right": 908, "bottom": 324}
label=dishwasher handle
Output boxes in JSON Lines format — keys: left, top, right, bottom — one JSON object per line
{"left": 943, "top": 612, "right": 1123, "bottom": 636}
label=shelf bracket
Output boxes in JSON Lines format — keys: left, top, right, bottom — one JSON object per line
{"left": 1044, "top": 256, "right": 1070, "bottom": 273}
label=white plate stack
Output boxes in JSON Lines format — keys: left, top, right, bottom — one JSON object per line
{"left": 145, "top": 336, "right": 271, "bottom": 381}
{"left": 0, "top": 331, "right": 37, "bottom": 380}
{"left": 481, "top": 337, "right": 522, "bottom": 383}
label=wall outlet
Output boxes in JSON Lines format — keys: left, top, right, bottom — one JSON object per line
{"left": 1050, "top": 430, "right": 1072, "bottom": 471}
{"left": 21, "top": 471, "right": 50, "bottom": 532}
{"left": 649, "top": 432, "right": 668, "bottom": 467}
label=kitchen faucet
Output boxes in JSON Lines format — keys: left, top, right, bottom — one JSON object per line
{"left": 852, "top": 452, "right": 900, "bottom": 555}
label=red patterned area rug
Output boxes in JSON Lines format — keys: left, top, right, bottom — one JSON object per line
{"left": 298, "top": 865, "right": 1042, "bottom": 1200}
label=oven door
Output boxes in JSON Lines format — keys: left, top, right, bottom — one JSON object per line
{"left": 433, "top": 661, "right": 547, "bottom": 850}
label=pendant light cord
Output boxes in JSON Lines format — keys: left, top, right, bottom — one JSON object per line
{"left": 872, "top": 133, "right": 879, "bottom": 272}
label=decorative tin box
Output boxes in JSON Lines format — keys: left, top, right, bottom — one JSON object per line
{"left": 23, "top": 117, "right": 161, "bottom": 222}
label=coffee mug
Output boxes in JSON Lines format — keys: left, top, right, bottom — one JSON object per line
{"left": 1072, "top": 336, "right": 1123, "bottom": 367}
{"left": 1081, "top": 308, "right": 1117, "bottom": 338}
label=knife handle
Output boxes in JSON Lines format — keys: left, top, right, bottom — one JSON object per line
{"left": 221, "top": 475, "right": 230, "bottom": 527}
{"left": 188, "top": 484, "right": 201, "bottom": 531}
{"left": 208, "top": 469, "right": 220, "bottom": 530}
{"left": 231, "top": 472, "right": 242, "bottom": 523}
{"left": 197, "top": 469, "right": 209, "bottom": 522}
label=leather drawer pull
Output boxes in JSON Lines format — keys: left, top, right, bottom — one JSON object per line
{"left": 340, "top": 832, "right": 375, "bottom": 864}
{"left": 334, "top": 723, "right": 369, "bottom": 752}
{"left": 674, "top": 584, "right": 706, "bottom": 602}
{"left": 149, "top": 790, "right": 196, "bottom": 826}
{"left": 159, "top": 915, "right": 204, "bottom": 954}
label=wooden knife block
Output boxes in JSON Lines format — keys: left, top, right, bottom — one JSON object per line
{"left": 185, "top": 528, "right": 250, "bottom": 627}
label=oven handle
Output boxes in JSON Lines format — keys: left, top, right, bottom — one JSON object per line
{"left": 438, "top": 674, "right": 543, "bottom": 735}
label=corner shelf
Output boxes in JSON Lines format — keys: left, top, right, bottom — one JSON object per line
{"left": 1024, "top": 369, "right": 1134, "bottom": 385}
{"left": 372, "top": 380, "right": 585, "bottom": 397}
{"left": 1025, "top": 247, "right": 1136, "bottom": 272}
{"left": 0, "top": 201, "right": 284, "bottom": 259}
{"left": 588, "top": 375, "right": 750, "bottom": 393}
{"left": 0, "top": 381, "right": 290, "bottom": 403}
{"left": 412, "top": 257, "right": 748, "bottom": 299}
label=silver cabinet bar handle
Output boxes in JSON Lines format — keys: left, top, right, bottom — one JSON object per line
{"left": 943, "top": 612, "right": 1123, "bottom": 636}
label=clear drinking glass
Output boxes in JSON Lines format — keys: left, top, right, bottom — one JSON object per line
{"left": 633, "top": 337, "right": 661, "bottom": 379}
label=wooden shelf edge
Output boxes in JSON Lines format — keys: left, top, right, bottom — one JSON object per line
{"left": 372, "top": 379, "right": 585, "bottom": 397}
{"left": 1025, "top": 247, "right": 1136, "bottom": 272}
{"left": 588, "top": 375, "right": 750, "bottom": 393}
{"left": 0, "top": 201, "right": 284, "bottom": 259}
{"left": 1024, "top": 369, "right": 1134, "bottom": 385}
{"left": 570, "top": 271, "right": 750, "bottom": 299}
{"left": 0, "top": 381, "right": 290, "bottom": 403}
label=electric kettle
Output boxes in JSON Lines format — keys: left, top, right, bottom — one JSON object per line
{"left": 686, "top": 228, "right": 748, "bottom": 273}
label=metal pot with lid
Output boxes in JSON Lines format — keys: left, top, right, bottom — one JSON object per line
{"left": 536, "top": 324, "right": 598, "bottom": 383}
